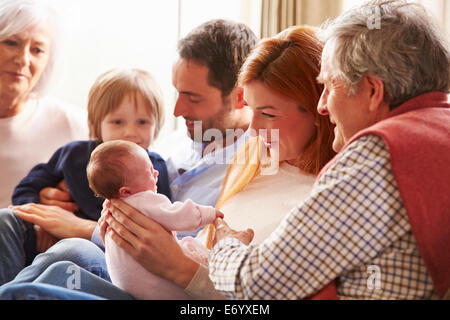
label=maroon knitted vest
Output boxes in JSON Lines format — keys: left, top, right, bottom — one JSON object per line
{"left": 309, "top": 92, "right": 450, "bottom": 299}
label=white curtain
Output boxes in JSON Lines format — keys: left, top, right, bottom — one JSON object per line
{"left": 417, "top": 0, "right": 450, "bottom": 36}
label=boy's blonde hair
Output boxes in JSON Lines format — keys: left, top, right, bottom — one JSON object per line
{"left": 87, "top": 68, "right": 165, "bottom": 143}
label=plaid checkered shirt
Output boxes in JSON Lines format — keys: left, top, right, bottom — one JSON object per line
{"left": 208, "top": 134, "right": 439, "bottom": 300}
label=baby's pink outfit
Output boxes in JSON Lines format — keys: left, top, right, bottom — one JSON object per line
{"left": 105, "top": 190, "right": 216, "bottom": 300}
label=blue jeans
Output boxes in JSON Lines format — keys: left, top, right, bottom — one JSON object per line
{"left": 0, "top": 209, "right": 38, "bottom": 285}
{"left": 0, "top": 261, "right": 134, "bottom": 300}
{"left": 0, "top": 237, "right": 134, "bottom": 300}
{"left": 0, "top": 282, "right": 105, "bottom": 300}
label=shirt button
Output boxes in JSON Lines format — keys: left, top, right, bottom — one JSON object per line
{"left": 172, "top": 185, "right": 179, "bottom": 191}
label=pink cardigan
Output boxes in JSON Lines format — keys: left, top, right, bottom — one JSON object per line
{"left": 310, "top": 92, "right": 450, "bottom": 299}
{"left": 105, "top": 191, "right": 217, "bottom": 300}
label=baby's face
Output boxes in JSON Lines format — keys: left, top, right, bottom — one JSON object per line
{"left": 127, "top": 147, "right": 159, "bottom": 194}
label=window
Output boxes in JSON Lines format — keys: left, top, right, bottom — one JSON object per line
{"left": 44, "top": 0, "right": 449, "bottom": 140}
{"left": 45, "top": 0, "right": 260, "bottom": 140}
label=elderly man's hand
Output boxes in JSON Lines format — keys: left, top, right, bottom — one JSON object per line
{"left": 213, "top": 218, "right": 254, "bottom": 247}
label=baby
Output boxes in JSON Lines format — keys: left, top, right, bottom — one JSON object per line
{"left": 87, "top": 140, "right": 223, "bottom": 300}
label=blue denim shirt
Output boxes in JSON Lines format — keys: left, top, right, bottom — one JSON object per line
{"left": 158, "top": 130, "right": 248, "bottom": 204}
{"left": 162, "top": 130, "right": 249, "bottom": 238}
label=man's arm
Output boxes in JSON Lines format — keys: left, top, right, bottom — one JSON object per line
{"left": 208, "top": 135, "right": 409, "bottom": 299}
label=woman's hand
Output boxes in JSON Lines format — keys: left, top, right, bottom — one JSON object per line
{"left": 213, "top": 218, "right": 254, "bottom": 246}
{"left": 105, "top": 199, "right": 199, "bottom": 289}
{"left": 11, "top": 203, "right": 96, "bottom": 240}
{"left": 39, "top": 180, "right": 79, "bottom": 213}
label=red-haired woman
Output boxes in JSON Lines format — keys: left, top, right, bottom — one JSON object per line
{"left": 214, "top": 25, "right": 336, "bottom": 244}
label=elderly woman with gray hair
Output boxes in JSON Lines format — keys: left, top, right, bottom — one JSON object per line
{"left": 208, "top": 0, "right": 450, "bottom": 299}
{"left": 0, "top": 0, "right": 88, "bottom": 284}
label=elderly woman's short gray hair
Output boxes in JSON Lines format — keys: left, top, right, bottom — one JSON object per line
{"left": 0, "top": 0, "right": 60, "bottom": 97}
{"left": 317, "top": 0, "right": 450, "bottom": 109}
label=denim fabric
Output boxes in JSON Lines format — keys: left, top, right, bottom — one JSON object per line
{"left": 0, "top": 238, "right": 134, "bottom": 300}
{"left": 0, "top": 209, "right": 37, "bottom": 285}
{"left": 0, "top": 261, "right": 133, "bottom": 300}
{"left": 4, "top": 238, "right": 110, "bottom": 285}
{"left": 33, "top": 261, "right": 134, "bottom": 299}
{"left": 0, "top": 282, "right": 104, "bottom": 300}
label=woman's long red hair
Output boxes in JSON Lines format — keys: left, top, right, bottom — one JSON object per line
{"left": 239, "top": 25, "right": 335, "bottom": 174}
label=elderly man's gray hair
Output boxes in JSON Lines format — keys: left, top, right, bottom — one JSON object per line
{"left": 318, "top": 0, "right": 450, "bottom": 109}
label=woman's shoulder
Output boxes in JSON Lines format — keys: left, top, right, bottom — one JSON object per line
{"left": 35, "top": 96, "right": 89, "bottom": 139}
{"left": 36, "top": 96, "right": 86, "bottom": 117}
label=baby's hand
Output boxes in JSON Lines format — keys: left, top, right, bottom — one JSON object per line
{"left": 215, "top": 210, "right": 224, "bottom": 219}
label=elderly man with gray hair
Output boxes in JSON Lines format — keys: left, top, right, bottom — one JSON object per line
{"left": 209, "top": 0, "right": 450, "bottom": 300}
